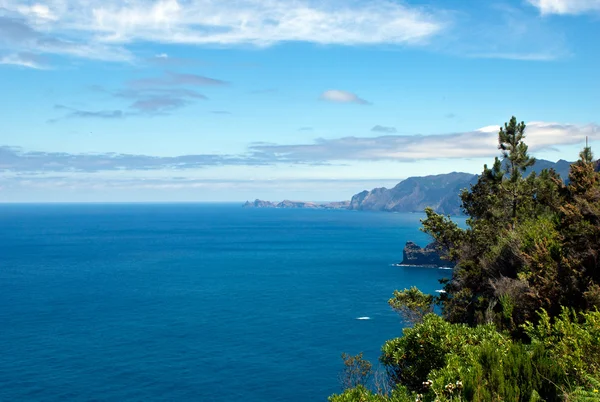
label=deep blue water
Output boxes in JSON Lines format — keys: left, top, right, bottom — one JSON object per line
{"left": 0, "top": 204, "right": 453, "bottom": 401}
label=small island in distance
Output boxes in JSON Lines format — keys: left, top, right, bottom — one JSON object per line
{"left": 243, "top": 199, "right": 350, "bottom": 209}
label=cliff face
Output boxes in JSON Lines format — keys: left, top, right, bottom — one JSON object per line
{"left": 349, "top": 173, "right": 477, "bottom": 215}
{"left": 243, "top": 199, "right": 350, "bottom": 209}
{"left": 400, "top": 241, "right": 455, "bottom": 268}
{"left": 349, "top": 159, "right": 574, "bottom": 216}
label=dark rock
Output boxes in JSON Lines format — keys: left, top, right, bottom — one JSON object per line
{"left": 400, "top": 241, "right": 455, "bottom": 268}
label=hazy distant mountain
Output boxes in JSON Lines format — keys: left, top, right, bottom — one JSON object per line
{"left": 243, "top": 159, "right": 576, "bottom": 215}
{"left": 243, "top": 199, "right": 350, "bottom": 209}
{"left": 532, "top": 159, "right": 572, "bottom": 180}
{"left": 349, "top": 159, "right": 574, "bottom": 215}
{"left": 349, "top": 172, "right": 477, "bottom": 215}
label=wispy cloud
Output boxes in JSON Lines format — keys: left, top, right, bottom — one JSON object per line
{"left": 146, "top": 53, "right": 204, "bottom": 66}
{"left": 52, "top": 104, "right": 126, "bottom": 120}
{"left": 117, "top": 87, "right": 208, "bottom": 114}
{"left": 468, "top": 52, "right": 560, "bottom": 61}
{"left": 0, "top": 0, "right": 445, "bottom": 66}
{"left": 0, "top": 15, "right": 132, "bottom": 63}
{"left": 130, "top": 97, "right": 189, "bottom": 113}
{"left": 437, "top": 3, "right": 570, "bottom": 61}
{"left": 53, "top": 72, "right": 225, "bottom": 119}
{"left": 0, "top": 51, "right": 48, "bottom": 68}
{"left": 1, "top": 1, "right": 574, "bottom": 64}
{"left": 371, "top": 125, "right": 397, "bottom": 133}
{"left": 115, "top": 87, "right": 208, "bottom": 101}
{"left": 15, "top": 4, "right": 58, "bottom": 21}
{"left": 43, "top": 0, "right": 444, "bottom": 44}
{"left": 527, "top": 0, "right": 600, "bottom": 15}
{"left": 0, "top": 146, "right": 270, "bottom": 173}
{"left": 128, "top": 72, "right": 229, "bottom": 88}
{"left": 5, "top": 121, "right": 600, "bottom": 173}
{"left": 320, "top": 90, "right": 370, "bottom": 105}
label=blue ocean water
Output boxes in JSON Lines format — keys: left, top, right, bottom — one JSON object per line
{"left": 0, "top": 204, "right": 453, "bottom": 401}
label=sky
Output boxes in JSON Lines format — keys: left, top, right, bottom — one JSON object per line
{"left": 0, "top": 0, "right": 599, "bottom": 202}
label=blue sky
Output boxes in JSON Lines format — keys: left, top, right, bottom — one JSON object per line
{"left": 1, "top": 0, "right": 599, "bottom": 202}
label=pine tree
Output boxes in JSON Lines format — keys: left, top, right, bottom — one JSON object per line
{"left": 498, "top": 117, "right": 535, "bottom": 228}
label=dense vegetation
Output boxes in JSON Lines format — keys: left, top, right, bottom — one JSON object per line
{"left": 330, "top": 117, "right": 600, "bottom": 402}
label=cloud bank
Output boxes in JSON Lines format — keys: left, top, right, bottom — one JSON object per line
{"left": 250, "top": 122, "right": 600, "bottom": 163}
{"left": 0, "top": 0, "right": 579, "bottom": 66}
{"left": 2, "top": 122, "right": 598, "bottom": 173}
{"left": 0, "top": 0, "right": 444, "bottom": 65}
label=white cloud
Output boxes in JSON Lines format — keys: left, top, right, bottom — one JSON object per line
{"left": 320, "top": 90, "right": 370, "bottom": 105}
{"left": 527, "top": 0, "right": 600, "bottom": 15}
{"left": 2, "top": 0, "right": 444, "bottom": 51}
{"left": 16, "top": 4, "right": 57, "bottom": 21}
{"left": 0, "top": 16, "right": 133, "bottom": 62}
{"left": 0, "top": 1, "right": 576, "bottom": 63}
{"left": 251, "top": 122, "right": 600, "bottom": 162}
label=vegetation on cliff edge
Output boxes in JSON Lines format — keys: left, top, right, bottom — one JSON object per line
{"left": 330, "top": 117, "right": 600, "bottom": 402}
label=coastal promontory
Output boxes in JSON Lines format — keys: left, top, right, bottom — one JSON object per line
{"left": 243, "top": 199, "right": 350, "bottom": 209}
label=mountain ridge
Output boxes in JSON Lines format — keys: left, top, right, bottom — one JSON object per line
{"left": 244, "top": 159, "right": 576, "bottom": 215}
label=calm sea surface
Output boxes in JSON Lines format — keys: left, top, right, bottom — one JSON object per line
{"left": 0, "top": 204, "right": 455, "bottom": 401}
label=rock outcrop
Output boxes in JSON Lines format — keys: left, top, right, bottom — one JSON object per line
{"left": 400, "top": 241, "right": 455, "bottom": 268}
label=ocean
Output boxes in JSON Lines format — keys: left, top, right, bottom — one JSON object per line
{"left": 0, "top": 204, "right": 454, "bottom": 401}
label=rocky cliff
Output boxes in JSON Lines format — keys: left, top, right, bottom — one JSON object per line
{"left": 400, "top": 241, "right": 455, "bottom": 268}
{"left": 349, "top": 159, "right": 573, "bottom": 215}
{"left": 349, "top": 172, "right": 477, "bottom": 215}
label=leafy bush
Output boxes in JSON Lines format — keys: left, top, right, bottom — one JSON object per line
{"left": 524, "top": 308, "right": 600, "bottom": 382}
{"left": 328, "top": 385, "right": 414, "bottom": 402}
{"left": 380, "top": 314, "right": 509, "bottom": 392}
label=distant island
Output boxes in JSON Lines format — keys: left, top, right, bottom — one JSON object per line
{"left": 243, "top": 159, "right": 574, "bottom": 215}
{"left": 243, "top": 199, "right": 350, "bottom": 209}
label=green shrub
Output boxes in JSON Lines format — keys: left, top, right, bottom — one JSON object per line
{"left": 524, "top": 308, "right": 600, "bottom": 382}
